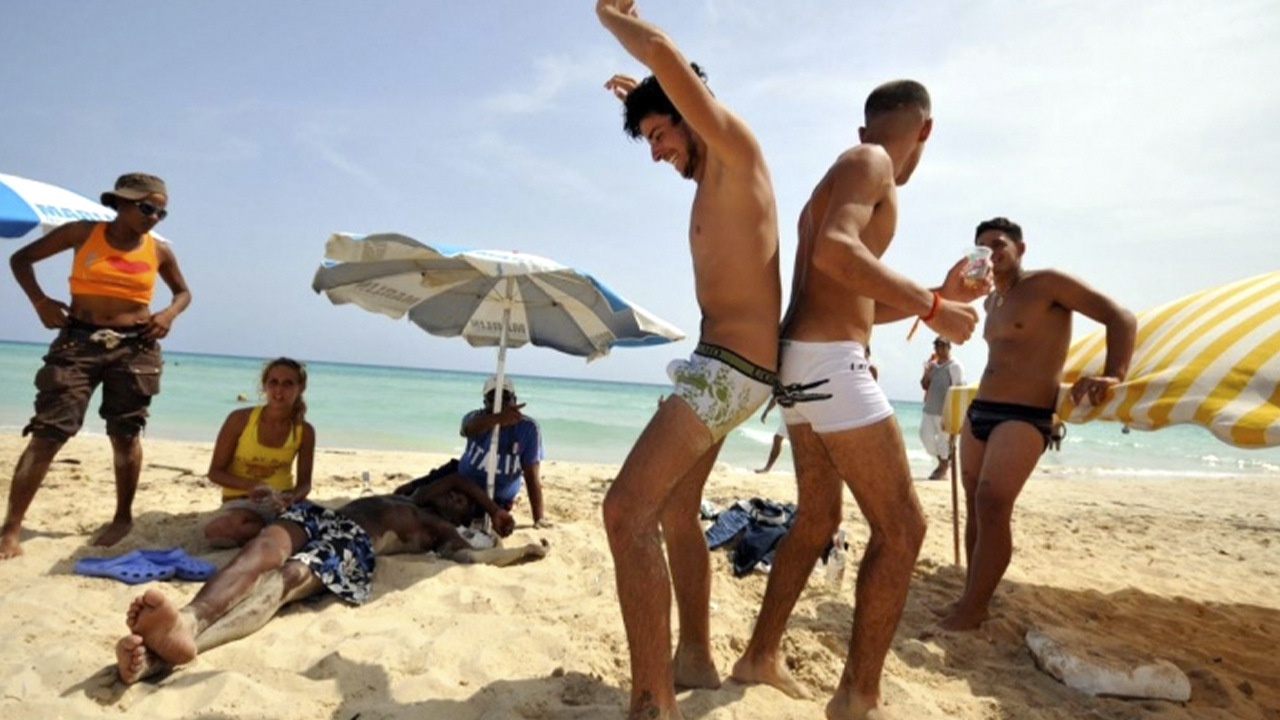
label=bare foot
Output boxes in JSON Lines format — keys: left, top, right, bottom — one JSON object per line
{"left": 124, "top": 593, "right": 150, "bottom": 631}
{"left": 0, "top": 524, "right": 23, "bottom": 559}
{"left": 930, "top": 607, "right": 985, "bottom": 633}
{"left": 115, "top": 634, "right": 170, "bottom": 684}
{"left": 927, "top": 600, "right": 956, "bottom": 618}
{"left": 627, "top": 698, "right": 684, "bottom": 720}
{"left": 826, "top": 692, "right": 892, "bottom": 720}
{"left": 673, "top": 644, "right": 721, "bottom": 690}
{"left": 730, "top": 653, "right": 811, "bottom": 700}
{"left": 130, "top": 588, "right": 198, "bottom": 665}
{"left": 94, "top": 520, "right": 133, "bottom": 547}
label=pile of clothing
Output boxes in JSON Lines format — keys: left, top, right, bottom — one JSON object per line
{"left": 702, "top": 497, "right": 797, "bottom": 576}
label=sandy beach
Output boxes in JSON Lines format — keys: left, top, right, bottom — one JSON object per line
{"left": 0, "top": 433, "right": 1276, "bottom": 720}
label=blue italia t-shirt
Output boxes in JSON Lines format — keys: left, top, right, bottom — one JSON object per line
{"left": 458, "top": 411, "right": 544, "bottom": 506}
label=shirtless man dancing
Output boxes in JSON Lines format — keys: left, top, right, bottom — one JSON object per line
{"left": 116, "top": 476, "right": 548, "bottom": 683}
{"left": 934, "top": 216, "right": 1134, "bottom": 632}
{"left": 730, "top": 80, "right": 983, "bottom": 719}
{"left": 596, "top": 1, "right": 781, "bottom": 717}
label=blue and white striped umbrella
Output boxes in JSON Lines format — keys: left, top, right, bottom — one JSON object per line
{"left": 0, "top": 172, "right": 117, "bottom": 239}
{"left": 312, "top": 232, "right": 685, "bottom": 361}
{"left": 313, "top": 231, "right": 686, "bottom": 507}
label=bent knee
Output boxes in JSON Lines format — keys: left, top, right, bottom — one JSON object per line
{"left": 790, "top": 508, "right": 842, "bottom": 546}
{"left": 870, "top": 505, "right": 927, "bottom": 551}
{"left": 974, "top": 483, "right": 1019, "bottom": 520}
{"left": 280, "top": 560, "right": 316, "bottom": 590}
{"left": 204, "top": 515, "right": 264, "bottom": 546}
{"left": 601, "top": 491, "right": 631, "bottom": 539}
{"left": 601, "top": 488, "right": 659, "bottom": 542}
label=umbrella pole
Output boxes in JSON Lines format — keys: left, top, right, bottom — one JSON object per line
{"left": 950, "top": 434, "right": 961, "bottom": 566}
{"left": 483, "top": 278, "right": 516, "bottom": 534}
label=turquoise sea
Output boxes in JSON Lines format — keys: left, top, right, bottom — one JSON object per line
{"left": 1, "top": 340, "right": 1276, "bottom": 478}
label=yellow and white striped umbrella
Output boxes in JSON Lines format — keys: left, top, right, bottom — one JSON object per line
{"left": 942, "top": 384, "right": 980, "bottom": 436}
{"left": 1059, "top": 270, "right": 1280, "bottom": 448}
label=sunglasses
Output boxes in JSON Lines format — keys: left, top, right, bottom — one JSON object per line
{"left": 131, "top": 200, "right": 168, "bottom": 221}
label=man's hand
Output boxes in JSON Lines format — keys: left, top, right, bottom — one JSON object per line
{"left": 939, "top": 257, "right": 992, "bottom": 304}
{"left": 492, "top": 509, "right": 515, "bottom": 538}
{"left": 493, "top": 403, "right": 527, "bottom": 427}
{"left": 33, "top": 297, "right": 69, "bottom": 329}
{"left": 925, "top": 299, "right": 979, "bottom": 345}
{"left": 597, "top": 0, "right": 638, "bottom": 22}
{"left": 142, "top": 308, "right": 176, "bottom": 340}
{"left": 1070, "top": 375, "right": 1120, "bottom": 407}
{"left": 604, "top": 73, "right": 639, "bottom": 103}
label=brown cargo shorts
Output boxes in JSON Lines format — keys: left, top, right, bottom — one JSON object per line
{"left": 23, "top": 330, "right": 164, "bottom": 442}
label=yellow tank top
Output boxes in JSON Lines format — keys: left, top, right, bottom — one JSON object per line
{"left": 222, "top": 406, "right": 303, "bottom": 500}
{"left": 68, "top": 223, "right": 159, "bottom": 304}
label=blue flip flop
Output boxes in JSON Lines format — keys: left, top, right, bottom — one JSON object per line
{"left": 136, "top": 548, "right": 217, "bottom": 581}
{"left": 74, "top": 553, "right": 176, "bottom": 585}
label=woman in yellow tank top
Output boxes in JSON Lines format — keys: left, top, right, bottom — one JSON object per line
{"left": 203, "top": 358, "right": 316, "bottom": 547}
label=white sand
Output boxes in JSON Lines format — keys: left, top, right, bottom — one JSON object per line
{"left": 1, "top": 434, "right": 1276, "bottom": 719}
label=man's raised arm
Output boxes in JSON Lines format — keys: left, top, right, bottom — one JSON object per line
{"left": 596, "top": 0, "right": 755, "bottom": 161}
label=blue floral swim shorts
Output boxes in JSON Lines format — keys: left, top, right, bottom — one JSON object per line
{"left": 278, "top": 502, "right": 377, "bottom": 605}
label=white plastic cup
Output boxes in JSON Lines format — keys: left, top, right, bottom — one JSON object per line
{"left": 963, "top": 246, "right": 992, "bottom": 284}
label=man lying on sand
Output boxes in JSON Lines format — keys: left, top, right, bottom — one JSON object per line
{"left": 116, "top": 477, "right": 549, "bottom": 683}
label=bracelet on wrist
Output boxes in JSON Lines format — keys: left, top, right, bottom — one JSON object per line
{"left": 920, "top": 291, "right": 940, "bottom": 322}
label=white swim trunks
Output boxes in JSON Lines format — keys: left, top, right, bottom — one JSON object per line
{"left": 778, "top": 340, "right": 893, "bottom": 434}
{"left": 667, "top": 342, "right": 776, "bottom": 442}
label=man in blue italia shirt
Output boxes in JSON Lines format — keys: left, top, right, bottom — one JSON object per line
{"left": 457, "top": 376, "right": 544, "bottom": 526}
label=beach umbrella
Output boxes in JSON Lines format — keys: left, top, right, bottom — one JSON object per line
{"left": 311, "top": 231, "right": 686, "bottom": 504}
{"left": 1059, "top": 270, "right": 1280, "bottom": 448}
{"left": 0, "top": 172, "right": 116, "bottom": 239}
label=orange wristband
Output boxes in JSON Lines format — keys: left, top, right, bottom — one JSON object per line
{"left": 920, "top": 291, "right": 940, "bottom": 322}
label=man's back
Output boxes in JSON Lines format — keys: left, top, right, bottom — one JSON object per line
{"left": 782, "top": 145, "right": 897, "bottom": 344}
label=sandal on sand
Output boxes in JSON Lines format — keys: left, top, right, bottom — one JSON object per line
{"left": 74, "top": 553, "right": 176, "bottom": 585}
{"left": 137, "top": 548, "right": 217, "bottom": 581}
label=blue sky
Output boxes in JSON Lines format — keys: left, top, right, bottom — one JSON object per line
{"left": 3, "top": 1, "right": 1278, "bottom": 401}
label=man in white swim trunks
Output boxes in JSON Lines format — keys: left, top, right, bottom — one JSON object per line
{"left": 597, "top": 2, "right": 781, "bottom": 718}
{"left": 729, "top": 80, "right": 986, "bottom": 720}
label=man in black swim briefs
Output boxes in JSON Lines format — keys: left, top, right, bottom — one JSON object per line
{"left": 933, "top": 216, "right": 1135, "bottom": 633}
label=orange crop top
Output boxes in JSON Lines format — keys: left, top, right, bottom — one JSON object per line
{"left": 68, "top": 223, "right": 159, "bottom": 304}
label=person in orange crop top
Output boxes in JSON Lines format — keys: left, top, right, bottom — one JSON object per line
{"left": 2, "top": 173, "right": 191, "bottom": 559}
{"left": 203, "top": 358, "right": 316, "bottom": 547}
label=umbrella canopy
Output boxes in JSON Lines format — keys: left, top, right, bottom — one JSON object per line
{"left": 0, "top": 172, "right": 116, "bottom": 239}
{"left": 312, "top": 231, "right": 686, "bottom": 513}
{"left": 311, "top": 232, "right": 685, "bottom": 360}
{"left": 1060, "top": 270, "right": 1280, "bottom": 448}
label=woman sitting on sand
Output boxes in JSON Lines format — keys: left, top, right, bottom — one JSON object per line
{"left": 203, "top": 358, "right": 315, "bottom": 547}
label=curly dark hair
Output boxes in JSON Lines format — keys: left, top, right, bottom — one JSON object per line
{"left": 622, "top": 63, "right": 709, "bottom": 139}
